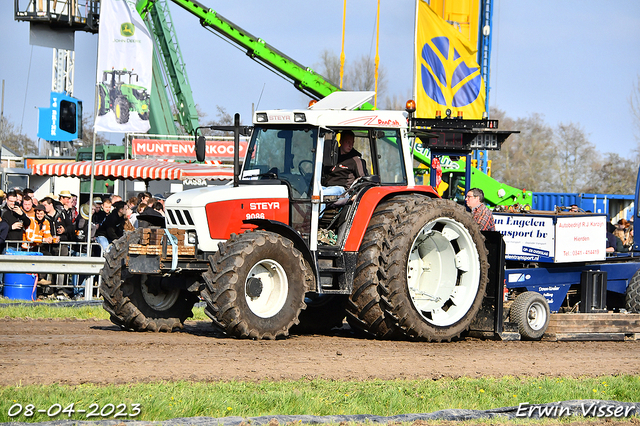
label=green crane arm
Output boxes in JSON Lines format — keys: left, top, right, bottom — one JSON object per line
{"left": 137, "top": 0, "right": 343, "bottom": 102}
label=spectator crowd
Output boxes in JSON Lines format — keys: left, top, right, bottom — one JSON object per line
{"left": 0, "top": 188, "right": 167, "bottom": 299}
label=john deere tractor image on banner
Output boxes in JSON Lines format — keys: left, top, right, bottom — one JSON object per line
{"left": 97, "top": 69, "right": 150, "bottom": 124}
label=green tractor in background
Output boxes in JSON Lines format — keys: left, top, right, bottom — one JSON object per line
{"left": 97, "top": 69, "right": 150, "bottom": 124}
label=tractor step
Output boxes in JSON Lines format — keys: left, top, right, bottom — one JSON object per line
{"left": 314, "top": 248, "right": 356, "bottom": 294}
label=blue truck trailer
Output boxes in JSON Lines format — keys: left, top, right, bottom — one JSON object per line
{"left": 494, "top": 188, "right": 640, "bottom": 340}
{"left": 531, "top": 192, "right": 634, "bottom": 223}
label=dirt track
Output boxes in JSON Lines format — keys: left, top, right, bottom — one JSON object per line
{"left": 1, "top": 318, "right": 639, "bottom": 386}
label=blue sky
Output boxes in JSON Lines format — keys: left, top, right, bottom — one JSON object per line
{"left": 1, "top": 1, "right": 639, "bottom": 155}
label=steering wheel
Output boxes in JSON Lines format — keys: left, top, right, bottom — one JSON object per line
{"left": 298, "top": 160, "right": 313, "bottom": 181}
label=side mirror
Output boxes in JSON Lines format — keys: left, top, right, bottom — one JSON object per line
{"left": 195, "top": 135, "right": 206, "bottom": 162}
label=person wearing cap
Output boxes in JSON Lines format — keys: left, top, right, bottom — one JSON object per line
{"left": 55, "top": 190, "right": 76, "bottom": 243}
{"left": 153, "top": 193, "right": 166, "bottom": 207}
{"left": 22, "top": 204, "right": 53, "bottom": 252}
{"left": 95, "top": 200, "right": 130, "bottom": 251}
{"left": 92, "top": 198, "right": 110, "bottom": 229}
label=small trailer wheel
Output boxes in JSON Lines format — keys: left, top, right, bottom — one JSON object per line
{"left": 510, "top": 291, "right": 550, "bottom": 340}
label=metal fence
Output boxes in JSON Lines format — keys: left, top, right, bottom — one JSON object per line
{"left": 0, "top": 240, "right": 105, "bottom": 301}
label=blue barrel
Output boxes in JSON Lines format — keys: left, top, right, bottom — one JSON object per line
{"left": 3, "top": 274, "right": 37, "bottom": 300}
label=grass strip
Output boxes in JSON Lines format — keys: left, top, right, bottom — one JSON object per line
{"left": 0, "top": 300, "right": 209, "bottom": 321}
{"left": 1, "top": 376, "right": 638, "bottom": 423}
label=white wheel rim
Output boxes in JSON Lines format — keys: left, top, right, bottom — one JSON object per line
{"left": 246, "top": 259, "right": 288, "bottom": 318}
{"left": 406, "top": 217, "right": 481, "bottom": 326}
{"left": 527, "top": 301, "right": 547, "bottom": 330}
{"left": 141, "top": 281, "right": 180, "bottom": 312}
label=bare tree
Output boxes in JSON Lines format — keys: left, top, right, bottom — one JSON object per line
{"left": 582, "top": 152, "right": 636, "bottom": 194}
{"left": 315, "top": 50, "right": 387, "bottom": 100}
{"left": 201, "top": 105, "right": 234, "bottom": 136}
{"left": 383, "top": 91, "right": 413, "bottom": 111}
{"left": 316, "top": 49, "right": 343, "bottom": 88}
{"left": 0, "top": 116, "right": 38, "bottom": 156}
{"left": 553, "top": 122, "right": 600, "bottom": 193}
{"left": 490, "top": 109, "right": 556, "bottom": 192}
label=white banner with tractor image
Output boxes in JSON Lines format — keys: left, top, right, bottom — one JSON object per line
{"left": 95, "top": 0, "right": 152, "bottom": 133}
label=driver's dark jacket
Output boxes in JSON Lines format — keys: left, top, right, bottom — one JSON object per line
{"left": 323, "top": 149, "right": 367, "bottom": 189}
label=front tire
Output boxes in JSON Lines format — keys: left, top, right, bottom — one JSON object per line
{"left": 100, "top": 229, "right": 197, "bottom": 332}
{"left": 114, "top": 95, "right": 130, "bottom": 124}
{"left": 201, "top": 231, "right": 310, "bottom": 339}
{"left": 381, "top": 196, "right": 489, "bottom": 342}
{"left": 510, "top": 291, "right": 550, "bottom": 340}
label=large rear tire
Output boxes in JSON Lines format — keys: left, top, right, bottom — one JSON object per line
{"left": 201, "top": 230, "right": 310, "bottom": 339}
{"left": 98, "top": 86, "right": 107, "bottom": 116}
{"left": 346, "top": 198, "right": 401, "bottom": 338}
{"left": 380, "top": 196, "right": 489, "bottom": 342}
{"left": 625, "top": 269, "right": 640, "bottom": 313}
{"left": 100, "top": 229, "right": 197, "bottom": 332}
{"left": 510, "top": 291, "right": 550, "bottom": 340}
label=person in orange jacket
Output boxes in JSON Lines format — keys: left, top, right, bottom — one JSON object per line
{"left": 22, "top": 204, "right": 53, "bottom": 253}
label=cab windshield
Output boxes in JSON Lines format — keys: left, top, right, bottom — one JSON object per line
{"left": 242, "top": 127, "right": 317, "bottom": 199}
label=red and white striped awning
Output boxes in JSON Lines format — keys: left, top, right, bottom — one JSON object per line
{"left": 30, "top": 159, "right": 234, "bottom": 181}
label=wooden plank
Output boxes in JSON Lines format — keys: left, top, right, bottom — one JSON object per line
{"left": 547, "top": 324, "right": 640, "bottom": 333}
{"left": 552, "top": 332, "right": 626, "bottom": 341}
{"left": 128, "top": 244, "right": 195, "bottom": 257}
{"left": 548, "top": 314, "right": 640, "bottom": 333}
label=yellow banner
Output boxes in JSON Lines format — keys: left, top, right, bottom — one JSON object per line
{"left": 428, "top": 0, "right": 480, "bottom": 47}
{"left": 415, "top": 1, "right": 485, "bottom": 119}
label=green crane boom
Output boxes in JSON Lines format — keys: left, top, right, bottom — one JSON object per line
{"left": 137, "top": 0, "right": 344, "bottom": 102}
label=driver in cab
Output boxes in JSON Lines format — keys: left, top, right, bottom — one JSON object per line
{"left": 322, "top": 130, "right": 368, "bottom": 197}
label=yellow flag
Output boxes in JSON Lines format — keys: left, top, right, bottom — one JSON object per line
{"left": 415, "top": 1, "right": 486, "bottom": 119}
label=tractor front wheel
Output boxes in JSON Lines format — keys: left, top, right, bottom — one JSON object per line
{"left": 100, "top": 229, "right": 197, "bottom": 332}
{"left": 114, "top": 96, "right": 130, "bottom": 124}
{"left": 201, "top": 230, "right": 310, "bottom": 339}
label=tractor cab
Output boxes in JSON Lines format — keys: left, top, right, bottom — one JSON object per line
{"left": 242, "top": 92, "right": 413, "bottom": 253}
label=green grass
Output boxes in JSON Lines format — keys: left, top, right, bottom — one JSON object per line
{"left": 1, "top": 303, "right": 638, "bottom": 424}
{"left": 1, "top": 376, "right": 638, "bottom": 423}
{"left": 0, "top": 299, "right": 209, "bottom": 320}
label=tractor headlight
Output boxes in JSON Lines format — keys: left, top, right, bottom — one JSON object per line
{"left": 256, "top": 113, "right": 268, "bottom": 122}
{"left": 187, "top": 231, "right": 197, "bottom": 245}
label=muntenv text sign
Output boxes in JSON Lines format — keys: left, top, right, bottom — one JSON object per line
{"left": 493, "top": 213, "right": 607, "bottom": 263}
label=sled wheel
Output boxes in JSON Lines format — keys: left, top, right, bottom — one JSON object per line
{"left": 510, "top": 291, "right": 550, "bottom": 340}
